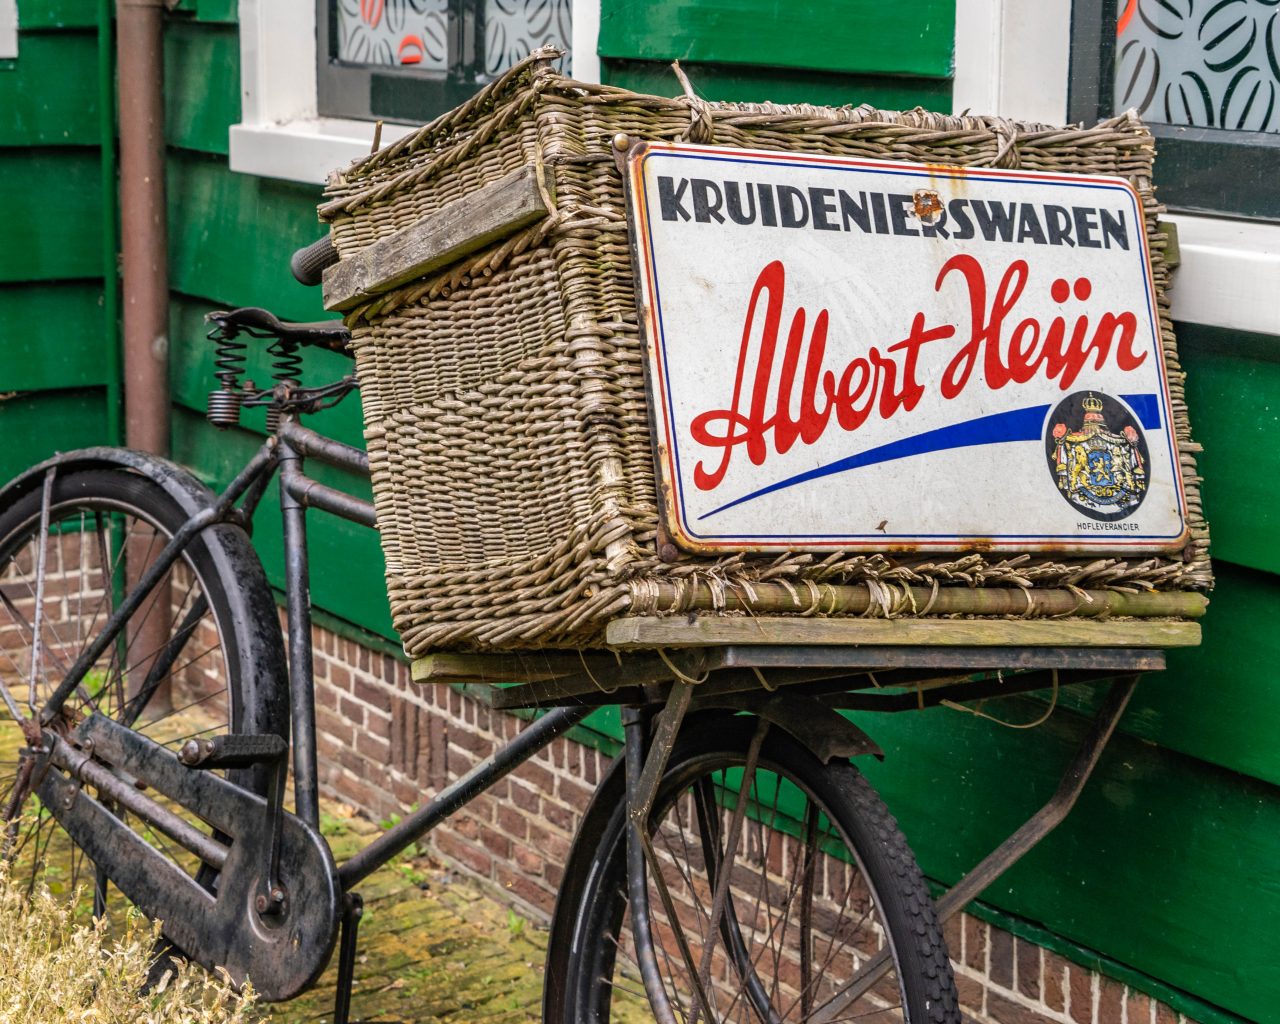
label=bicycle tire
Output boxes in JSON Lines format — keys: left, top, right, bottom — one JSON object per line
{"left": 545, "top": 712, "right": 960, "bottom": 1024}
{"left": 0, "top": 467, "right": 287, "bottom": 918}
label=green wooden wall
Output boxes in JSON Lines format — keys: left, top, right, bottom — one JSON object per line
{"left": 0, "top": 1, "right": 114, "bottom": 477}
{"left": 2, "top": 1, "right": 1278, "bottom": 1020}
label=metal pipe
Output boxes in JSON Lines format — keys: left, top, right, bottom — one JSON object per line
{"left": 279, "top": 438, "right": 320, "bottom": 828}
{"left": 97, "top": 0, "right": 121, "bottom": 446}
{"left": 282, "top": 474, "right": 377, "bottom": 528}
{"left": 116, "top": 0, "right": 169, "bottom": 456}
{"left": 277, "top": 421, "right": 370, "bottom": 476}
{"left": 338, "top": 705, "right": 589, "bottom": 889}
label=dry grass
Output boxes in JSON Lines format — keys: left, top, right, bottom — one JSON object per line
{"left": 0, "top": 863, "right": 262, "bottom": 1024}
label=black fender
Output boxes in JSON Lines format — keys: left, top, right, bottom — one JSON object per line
{"left": 694, "top": 691, "right": 883, "bottom": 763}
{"left": 0, "top": 447, "right": 289, "bottom": 750}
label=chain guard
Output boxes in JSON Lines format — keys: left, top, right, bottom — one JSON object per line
{"left": 37, "top": 713, "right": 339, "bottom": 1001}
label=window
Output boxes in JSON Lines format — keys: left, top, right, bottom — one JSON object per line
{"left": 1069, "top": 0, "right": 1280, "bottom": 219}
{"left": 318, "top": 0, "right": 573, "bottom": 123}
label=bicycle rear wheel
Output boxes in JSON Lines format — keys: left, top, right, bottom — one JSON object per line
{"left": 0, "top": 466, "right": 286, "bottom": 919}
{"left": 545, "top": 713, "right": 959, "bottom": 1024}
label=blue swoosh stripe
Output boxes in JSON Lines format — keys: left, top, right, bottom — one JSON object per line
{"left": 699, "top": 405, "right": 1051, "bottom": 521}
{"left": 1119, "top": 393, "right": 1161, "bottom": 430}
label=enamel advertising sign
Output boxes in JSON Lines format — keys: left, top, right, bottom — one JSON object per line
{"left": 625, "top": 142, "right": 1188, "bottom": 555}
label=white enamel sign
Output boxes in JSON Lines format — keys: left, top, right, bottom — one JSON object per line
{"left": 626, "top": 142, "right": 1188, "bottom": 554}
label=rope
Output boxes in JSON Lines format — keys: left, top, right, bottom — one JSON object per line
{"left": 658, "top": 647, "right": 710, "bottom": 685}
{"left": 941, "top": 669, "right": 1060, "bottom": 729}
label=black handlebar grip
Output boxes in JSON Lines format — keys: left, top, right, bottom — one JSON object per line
{"left": 290, "top": 234, "right": 339, "bottom": 287}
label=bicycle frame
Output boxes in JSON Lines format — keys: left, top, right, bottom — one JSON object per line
{"left": 8, "top": 371, "right": 1156, "bottom": 1020}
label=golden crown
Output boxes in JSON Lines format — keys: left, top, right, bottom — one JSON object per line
{"left": 1081, "top": 393, "right": 1104, "bottom": 413}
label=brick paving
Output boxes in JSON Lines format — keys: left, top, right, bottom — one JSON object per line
{"left": 266, "top": 802, "right": 552, "bottom": 1024}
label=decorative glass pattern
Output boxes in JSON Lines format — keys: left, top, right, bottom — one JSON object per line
{"left": 334, "top": 0, "right": 571, "bottom": 76}
{"left": 336, "top": 0, "right": 449, "bottom": 69}
{"left": 1115, "top": 0, "right": 1280, "bottom": 133}
{"left": 484, "top": 0, "right": 573, "bottom": 76}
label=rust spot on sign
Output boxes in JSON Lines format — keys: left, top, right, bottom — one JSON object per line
{"left": 913, "top": 188, "right": 944, "bottom": 223}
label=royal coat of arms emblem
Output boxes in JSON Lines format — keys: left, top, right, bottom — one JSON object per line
{"left": 1048, "top": 393, "right": 1149, "bottom": 520}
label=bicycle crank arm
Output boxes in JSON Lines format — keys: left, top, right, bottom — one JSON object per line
{"left": 36, "top": 713, "right": 340, "bottom": 1001}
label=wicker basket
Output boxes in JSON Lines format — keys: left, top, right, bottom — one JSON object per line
{"left": 319, "top": 50, "right": 1210, "bottom": 656}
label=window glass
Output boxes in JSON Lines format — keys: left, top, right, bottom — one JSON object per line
{"left": 1114, "top": 0, "right": 1280, "bottom": 132}
{"left": 484, "top": 0, "right": 573, "bottom": 76}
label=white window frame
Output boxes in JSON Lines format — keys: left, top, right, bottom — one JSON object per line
{"left": 953, "top": 0, "right": 1279, "bottom": 336}
{"left": 0, "top": 0, "right": 18, "bottom": 61}
{"left": 230, "top": 0, "right": 600, "bottom": 187}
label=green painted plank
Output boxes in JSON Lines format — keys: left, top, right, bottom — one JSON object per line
{"left": 0, "top": 390, "right": 107, "bottom": 484}
{"left": 1023, "top": 560, "right": 1280, "bottom": 789}
{"left": 195, "top": 0, "right": 237, "bottom": 23}
{"left": 1177, "top": 323, "right": 1280, "bottom": 576}
{"left": 165, "top": 0, "right": 234, "bottom": 21}
{"left": 15, "top": 0, "right": 98, "bottom": 30}
{"left": 0, "top": 32, "right": 99, "bottom": 146}
{"left": 165, "top": 19, "right": 238, "bottom": 155}
{"left": 0, "top": 283, "right": 108, "bottom": 390}
{"left": 598, "top": 0, "right": 954, "bottom": 80}
{"left": 854, "top": 695, "right": 1279, "bottom": 1023}
{"left": 166, "top": 151, "right": 330, "bottom": 323}
{"left": 601, "top": 59, "right": 951, "bottom": 112}
{"left": 0, "top": 148, "right": 102, "bottom": 281}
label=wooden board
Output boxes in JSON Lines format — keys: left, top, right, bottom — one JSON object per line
{"left": 322, "top": 164, "right": 552, "bottom": 312}
{"left": 604, "top": 616, "right": 1202, "bottom": 649}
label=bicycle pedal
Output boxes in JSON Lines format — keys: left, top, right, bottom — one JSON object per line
{"left": 177, "top": 733, "right": 287, "bottom": 769}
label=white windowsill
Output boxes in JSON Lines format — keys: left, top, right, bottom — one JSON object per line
{"left": 1165, "top": 214, "right": 1280, "bottom": 337}
{"left": 229, "top": 118, "right": 416, "bottom": 187}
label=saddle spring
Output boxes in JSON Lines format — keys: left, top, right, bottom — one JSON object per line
{"left": 207, "top": 328, "right": 247, "bottom": 429}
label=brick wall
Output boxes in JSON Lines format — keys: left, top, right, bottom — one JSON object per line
{"left": 309, "top": 622, "right": 1200, "bottom": 1024}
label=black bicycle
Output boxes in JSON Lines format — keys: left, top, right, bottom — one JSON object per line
{"left": 0, "top": 239, "right": 1151, "bottom": 1023}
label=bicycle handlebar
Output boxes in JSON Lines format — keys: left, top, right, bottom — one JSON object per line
{"left": 290, "top": 235, "right": 339, "bottom": 287}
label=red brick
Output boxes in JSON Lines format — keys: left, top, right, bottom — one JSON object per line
{"left": 988, "top": 991, "right": 1049, "bottom": 1024}
{"left": 355, "top": 731, "right": 390, "bottom": 762}
{"left": 434, "top": 832, "right": 492, "bottom": 878}
{"left": 510, "top": 779, "right": 540, "bottom": 813}
{"left": 954, "top": 973, "right": 985, "bottom": 1014}
{"left": 1042, "top": 953, "right": 1067, "bottom": 1013}
{"left": 330, "top": 664, "right": 352, "bottom": 692}
{"left": 513, "top": 844, "right": 544, "bottom": 875}
{"left": 557, "top": 776, "right": 594, "bottom": 811}
{"left": 942, "top": 914, "right": 963, "bottom": 963}
{"left": 1126, "top": 991, "right": 1152, "bottom": 1024}
{"left": 495, "top": 863, "right": 554, "bottom": 916}
{"left": 542, "top": 799, "right": 574, "bottom": 832}
{"left": 339, "top": 695, "right": 365, "bottom": 726}
{"left": 1154, "top": 1002, "right": 1178, "bottom": 1024}
{"left": 965, "top": 917, "right": 986, "bottom": 972}
{"left": 480, "top": 827, "right": 512, "bottom": 860}
{"left": 497, "top": 804, "right": 528, "bottom": 840}
{"left": 1016, "top": 938, "right": 1041, "bottom": 1000}
{"left": 990, "top": 927, "right": 1014, "bottom": 989}
{"left": 455, "top": 815, "right": 480, "bottom": 841}
{"left": 354, "top": 678, "right": 392, "bottom": 714}
{"left": 1097, "top": 977, "right": 1124, "bottom": 1024}
{"left": 519, "top": 761, "right": 555, "bottom": 794}
{"left": 1068, "top": 967, "right": 1093, "bottom": 1024}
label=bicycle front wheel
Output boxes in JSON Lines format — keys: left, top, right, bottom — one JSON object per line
{"left": 0, "top": 466, "right": 286, "bottom": 919}
{"left": 546, "top": 713, "right": 959, "bottom": 1024}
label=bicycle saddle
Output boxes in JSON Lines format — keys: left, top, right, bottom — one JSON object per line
{"left": 206, "top": 306, "right": 351, "bottom": 352}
